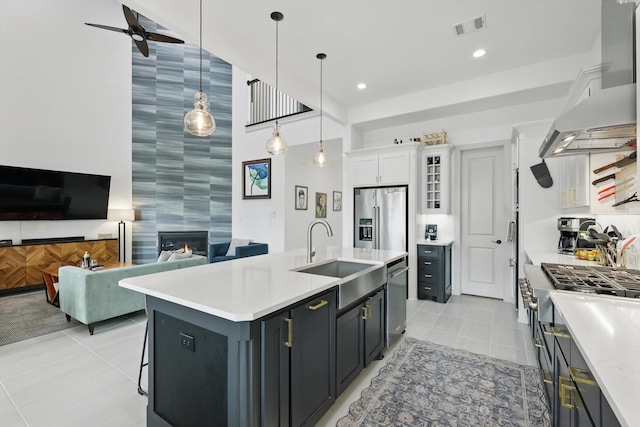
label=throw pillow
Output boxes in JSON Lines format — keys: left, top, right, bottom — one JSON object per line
{"left": 157, "top": 250, "right": 173, "bottom": 263}
{"left": 225, "top": 238, "right": 252, "bottom": 256}
{"left": 168, "top": 251, "right": 193, "bottom": 261}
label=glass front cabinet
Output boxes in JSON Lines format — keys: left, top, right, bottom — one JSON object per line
{"left": 422, "top": 145, "right": 452, "bottom": 214}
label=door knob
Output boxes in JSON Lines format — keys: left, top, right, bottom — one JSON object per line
{"left": 492, "top": 240, "right": 502, "bottom": 244}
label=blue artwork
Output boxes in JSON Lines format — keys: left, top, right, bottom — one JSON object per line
{"left": 243, "top": 159, "right": 271, "bottom": 199}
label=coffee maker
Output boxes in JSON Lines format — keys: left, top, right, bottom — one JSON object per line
{"left": 557, "top": 217, "right": 595, "bottom": 254}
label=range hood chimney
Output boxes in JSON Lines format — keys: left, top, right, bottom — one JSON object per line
{"left": 539, "top": 0, "right": 637, "bottom": 158}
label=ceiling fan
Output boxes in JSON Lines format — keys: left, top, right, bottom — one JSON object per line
{"left": 85, "top": 5, "right": 184, "bottom": 57}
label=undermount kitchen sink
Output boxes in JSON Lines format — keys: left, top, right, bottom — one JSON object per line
{"left": 292, "top": 260, "right": 387, "bottom": 309}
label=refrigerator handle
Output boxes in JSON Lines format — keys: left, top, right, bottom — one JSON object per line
{"left": 373, "top": 206, "right": 380, "bottom": 249}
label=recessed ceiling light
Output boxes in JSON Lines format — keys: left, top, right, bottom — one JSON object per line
{"left": 357, "top": 83, "right": 367, "bottom": 89}
{"left": 473, "top": 49, "right": 486, "bottom": 58}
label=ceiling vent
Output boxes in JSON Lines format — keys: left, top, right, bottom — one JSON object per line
{"left": 453, "top": 14, "right": 486, "bottom": 37}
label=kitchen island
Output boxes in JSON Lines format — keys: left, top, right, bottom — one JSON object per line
{"left": 120, "top": 246, "right": 406, "bottom": 427}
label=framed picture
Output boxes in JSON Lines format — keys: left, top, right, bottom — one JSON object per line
{"left": 295, "top": 185, "right": 308, "bottom": 210}
{"left": 315, "top": 192, "right": 327, "bottom": 218}
{"left": 333, "top": 191, "right": 342, "bottom": 211}
{"left": 242, "top": 158, "right": 271, "bottom": 199}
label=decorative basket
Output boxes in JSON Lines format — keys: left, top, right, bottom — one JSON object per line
{"left": 423, "top": 130, "right": 447, "bottom": 145}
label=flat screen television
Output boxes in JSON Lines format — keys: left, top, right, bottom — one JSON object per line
{"left": 0, "top": 165, "right": 111, "bottom": 220}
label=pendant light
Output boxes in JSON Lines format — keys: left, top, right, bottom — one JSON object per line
{"left": 265, "top": 12, "right": 288, "bottom": 156}
{"left": 184, "top": 0, "right": 215, "bottom": 137}
{"left": 313, "top": 53, "right": 329, "bottom": 167}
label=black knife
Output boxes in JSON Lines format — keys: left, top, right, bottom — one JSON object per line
{"left": 592, "top": 173, "right": 616, "bottom": 185}
{"left": 593, "top": 151, "right": 637, "bottom": 174}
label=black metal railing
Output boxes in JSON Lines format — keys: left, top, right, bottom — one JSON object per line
{"left": 246, "top": 79, "right": 311, "bottom": 126}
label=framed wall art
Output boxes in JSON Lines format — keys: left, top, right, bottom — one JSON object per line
{"left": 333, "top": 191, "right": 342, "bottom": 211}
{"left": 295, "top": 185, "right": 308, "bottom": 210}
{"left": 242, "top": 158, "right": 271, "bottom": 199}
{"left": 315, "top": 192, "right": 327, "bottom": 218}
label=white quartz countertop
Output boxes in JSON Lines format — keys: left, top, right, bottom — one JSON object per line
{"left": 550, "top": 292, "right": 640, "bottom": 427}
{"left": 417, "top": 238, "right": 453, "bottom": 246}
{"left": 119, "top": 246, "right": 406, "bottom": 322}
{"left": 525, "top": 250, "right": 598, "bottom": 267}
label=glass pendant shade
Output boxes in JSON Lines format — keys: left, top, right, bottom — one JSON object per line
{"left": 313, "top": 145, "right": 329, "bottom": 167}
{"left": 184, "top": 90, "right": 216, "bottom": 136}
{"left": 266, "top": 121, "right": 288, "bottom": 155}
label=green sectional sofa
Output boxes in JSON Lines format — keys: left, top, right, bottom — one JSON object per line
{"left": 58, "top": 255, "right": 207, "bottom": 334}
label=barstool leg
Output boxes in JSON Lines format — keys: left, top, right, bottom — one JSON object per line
{"left": 137, "top": 320, "right": 149, "bottom": 396}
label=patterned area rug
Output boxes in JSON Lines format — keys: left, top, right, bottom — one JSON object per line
{"left": 0, "top": 291, "right": 81, "bottom": 346}
{"left": 337, "top": 337, "right": 550, "bottom": 427}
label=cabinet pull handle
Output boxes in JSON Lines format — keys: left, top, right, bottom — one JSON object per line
{"left": 541, "top": 323, "right": 554, "bottom": 335}
{"left": 424, "top": 274, "right": 432, "bottom": 278}
{"left": 423, "top": 261, "right": 432, "bottom": 265}
{"left": 552, "top": 326, "right": 571, "bottom": 339}
{"left": 423, "top": 286, "right": 432, "bottom": 290}
{"left": 308, "top": 300, "right": 328, "bottom": 311}
{"left": 541, "top": 369, "right": 553, "bottom": 385}
{"left": 284, "top": 318, "right": 293, "bottom": 348}
{"left": 361, "top": 306, "right": 368, "bottom": 320}
{"left": 569, "top": 366, "right": 597, "bottom": 386}
{"left": 534, "top": 338, "right": 545, "bottom": 349}
{"left": 559, "top": 376, "right": 575, "bottom": 409}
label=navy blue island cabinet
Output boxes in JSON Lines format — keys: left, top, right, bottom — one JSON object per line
{"left": 145, "top": 289, "right": 337, "bottom": 427}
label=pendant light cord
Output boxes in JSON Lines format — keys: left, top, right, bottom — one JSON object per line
{"left": 275, "top": 18, "right": 279, "bottom": 119}
{"left": 319, "top": 57, "right": 323, "bottom": 148}
{"left": 199, "top": 0, "right": 203, "bottom": 91}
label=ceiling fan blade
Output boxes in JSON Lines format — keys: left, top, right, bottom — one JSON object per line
{"left": 122, "top": 5, "right": 141, "bottom": 29}
{"left": 85, "top": 23, "right": 128, "bottom": 35}
{"left": 134, "top": 38, "right": 150, "bottom": 57}
{"left": 146, "top": 32, "right": 185, "bottom": 44}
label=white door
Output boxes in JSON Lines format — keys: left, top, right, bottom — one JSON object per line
{"left": 460, "top": 145, "right": 510, "bottom": 299}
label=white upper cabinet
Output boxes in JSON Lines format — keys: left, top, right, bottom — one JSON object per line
{"left": 558, "top": 154, "right": 590, "bottom": 209}
{"left": 421, "top": 145, "right": 453, "bottom": 214}
{"left": 347, "top": 144, "right": 415, "bottom": 187}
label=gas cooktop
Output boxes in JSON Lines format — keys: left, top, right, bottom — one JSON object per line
{"left": 541, "top": 263, "right": 640, "bottom": 298}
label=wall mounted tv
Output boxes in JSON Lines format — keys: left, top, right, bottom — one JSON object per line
{"left": 0, "top": 165, "right": 111, "bottom": 220}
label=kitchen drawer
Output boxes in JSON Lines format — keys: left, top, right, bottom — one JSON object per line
{"left": 418, "top": 283, "right": 438, "bottom": 299}
{"left": 417, "top": 268, "right": 443, "bottom": 283}
{"left": 418, "top": 262, "right": 443, "bottom": 277}
{"left": 417, "top": 245, "right": 443, "bottom": 259}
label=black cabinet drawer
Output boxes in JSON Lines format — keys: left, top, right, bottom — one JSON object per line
{"left": 418, "top": 269, "right": 444, "bottom": 282}
{"left": 417, "top": 245, "right": 443, "bottom": 259}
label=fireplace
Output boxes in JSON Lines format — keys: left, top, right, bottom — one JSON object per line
{"left": 158, "top": 231, "right": 209, "bottom": 259}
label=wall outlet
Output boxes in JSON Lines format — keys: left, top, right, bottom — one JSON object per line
{"left": 180, "top": 332, "right": 195, "bottom": 352}
{"left": 98, "top": 233, "right": 112, "bottom": 239}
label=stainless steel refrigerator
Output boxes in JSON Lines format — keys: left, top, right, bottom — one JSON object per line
{"left": 354, "top": 186, "right": 409, "bottom": 347}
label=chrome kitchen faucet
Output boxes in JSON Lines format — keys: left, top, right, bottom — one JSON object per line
{"left": 307, "top": 220, "right": 333, "bottom": 263}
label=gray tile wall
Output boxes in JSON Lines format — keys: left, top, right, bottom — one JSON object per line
{"left": 132, "top": 15, "right": 232, "bottom": 264}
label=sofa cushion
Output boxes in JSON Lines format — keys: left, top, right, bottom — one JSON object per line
{"left": 226, "top": 238, "right": 252, "bottom": 256}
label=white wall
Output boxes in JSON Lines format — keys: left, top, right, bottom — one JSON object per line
{"left": 0, "top": 0, "right": 133, "bottom": 254}
{"left": 231, "top": 67, "right": 345, "bottom": 253}
{"left": 284, "top": 139, "right": 343, "bottom": 251}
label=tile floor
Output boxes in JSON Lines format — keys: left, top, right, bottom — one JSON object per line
{"left": 0, "top": 295, "right": 534, "bottom": 427}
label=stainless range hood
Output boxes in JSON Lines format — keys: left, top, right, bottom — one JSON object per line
{"left": 539, "top": 0, "right": 637, "bottom": 158}
{"left": 539, "top": 83, "right": 636, "bottom": 157}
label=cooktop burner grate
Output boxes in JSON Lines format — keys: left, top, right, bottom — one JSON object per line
{"left": 541, "top": 263, "right": 640, "bottom": 298}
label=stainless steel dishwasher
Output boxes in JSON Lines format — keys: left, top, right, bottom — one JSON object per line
{"left": 386, "top": 257, "right": 409, "bottom": 347}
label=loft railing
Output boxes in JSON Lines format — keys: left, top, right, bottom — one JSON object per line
{"left": 246, "top": 78, "right": 311, "bottom": 126}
